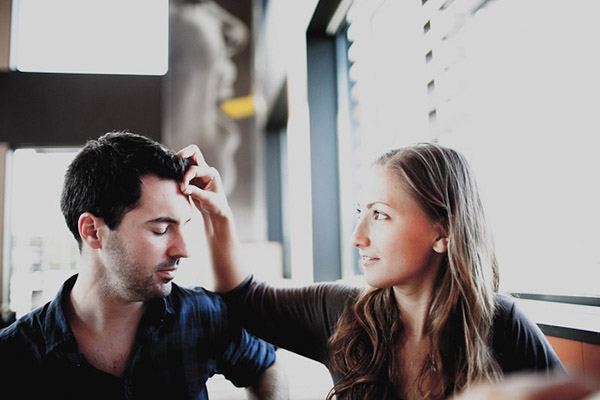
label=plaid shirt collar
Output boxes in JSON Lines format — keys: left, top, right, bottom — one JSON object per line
{"left": 41, "top": 274, "right": 176, "bottom": 356}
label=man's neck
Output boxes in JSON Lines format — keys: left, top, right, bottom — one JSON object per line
{"left": 68, "top": 268, "right": 145, "bottom": 333}
{"left": 66, "top": 267, "right": 146, "bottom": 377}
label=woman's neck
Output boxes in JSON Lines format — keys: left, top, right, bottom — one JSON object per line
{"left": 393, "top": 254, "right": 444, "bottom": 338}
{"left": 394, "top": 288, "right": 433, "bottom": 339}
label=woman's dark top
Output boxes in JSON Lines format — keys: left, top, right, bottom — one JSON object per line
{"left": 223, "top": 276, "right": 563, "bottom": 385}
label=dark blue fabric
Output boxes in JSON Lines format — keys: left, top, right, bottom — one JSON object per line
{"left": 0, "top": 274, "right": 275, "bottom": 399}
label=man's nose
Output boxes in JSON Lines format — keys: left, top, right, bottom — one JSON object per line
{"left": 168, "top": 229, "right": 190, "bottom": 259}
{"left": 351, "top": 217, "right": 370, "bottom": 249}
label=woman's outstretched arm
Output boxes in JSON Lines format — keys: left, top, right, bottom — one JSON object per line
{"left": 178, "top": 144, "right": 247, "bottom": 292}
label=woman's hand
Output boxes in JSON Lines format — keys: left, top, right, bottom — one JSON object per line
{"left": 177, "top": 144, "right": 233, "bottom": 221}
{"left": 177, "top": 144, "right": 247, "bottom": 291}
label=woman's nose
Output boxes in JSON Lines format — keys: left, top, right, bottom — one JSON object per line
{"left": 351, "top": 217, "right": 370, "bottom": 248}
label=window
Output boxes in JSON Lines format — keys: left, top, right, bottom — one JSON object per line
{"left": 339, "top": 0, "right": 600, "bottom": 300}
{"left": 5, "top": 148, "right": 79, "bottom": 318}
{"left": 10, "top": 0, "right": 168, "bottom": 75}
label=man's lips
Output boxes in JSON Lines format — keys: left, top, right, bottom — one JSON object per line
{"left": 157, "top": 265, "right": 178, "bottom": 280}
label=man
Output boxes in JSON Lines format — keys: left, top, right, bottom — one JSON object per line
{"left": 0, "top": 132, "right": 286, "bottom": 399}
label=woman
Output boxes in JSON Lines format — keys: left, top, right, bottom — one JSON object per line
{"left": 179, "top": 143, "right": 563, "bottom": 399}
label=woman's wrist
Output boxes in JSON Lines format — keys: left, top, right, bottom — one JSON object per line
{"left": 207, "top": 207, "right": 235, "bottom": 233}
{"left": 206, "top": 211, "right": 247, "bottom": 291}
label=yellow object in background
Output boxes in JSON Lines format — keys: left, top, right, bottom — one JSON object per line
{"left": 220, "top": 95, "right": 255, "bottom": 120}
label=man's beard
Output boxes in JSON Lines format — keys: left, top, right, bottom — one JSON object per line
{"left": 103, "top": 234, "right": 179, "bottom": 302}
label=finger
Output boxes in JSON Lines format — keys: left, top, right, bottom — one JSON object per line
{"left": 176, "top": 144, "right": 201, "bottom": 160}
{"left": 177, "top": 144, "right": 207, "bottom": 167}
{"left": 181, "top": 164, "right": 214, "bottom": 193}
{"left": 209, "top": 167, "right": 224, "bottom": 187}
{"left": 185, "top": 185, "right": 225, "bottom": 216}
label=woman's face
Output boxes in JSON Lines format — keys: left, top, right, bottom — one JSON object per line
{"left": 353, "top": 165, "right": 446, "bottom": 290}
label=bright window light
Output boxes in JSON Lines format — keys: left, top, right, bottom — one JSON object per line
{"left": 10, "top": 0, "right": 168, "bottom": 75}
{"left": 342, "top": 0, "right": 600, "bottom": 297}
{"left": 7, "top": 149, "right": 80, "bottom": 318}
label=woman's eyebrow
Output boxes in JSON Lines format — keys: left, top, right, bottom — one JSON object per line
{"left": 365, "top": 201, "right": 391, "bottom": 209}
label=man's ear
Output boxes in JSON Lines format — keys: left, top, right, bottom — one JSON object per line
{"left": 432, "top": 223, "right": 448, "bottom": 254}
{"left": 78, "top": 212, "right": 105, "bottom": 249}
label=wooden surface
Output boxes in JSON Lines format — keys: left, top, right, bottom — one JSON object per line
{"left": 547, "top": 335, "right": 600, "bottom": 382}
{"left": 0, "top": 0, "right": 10, "bottom": 70}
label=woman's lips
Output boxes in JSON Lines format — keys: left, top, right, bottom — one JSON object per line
{"left": 360, "top": 255, "right": 380, "bottom": 267}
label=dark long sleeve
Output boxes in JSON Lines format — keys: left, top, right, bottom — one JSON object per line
{"left": 221, "top": 276, "right": 361, "bottom": 364}
{"left": 492, "top": 294, "right": 564, "bottom": 373}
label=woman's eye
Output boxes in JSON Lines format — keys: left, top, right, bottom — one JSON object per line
{"left": 356, "top": 207, "right": 362, "bottom": 215}
{"left": 373, "top": 210, "right": 388, "bottom": 220}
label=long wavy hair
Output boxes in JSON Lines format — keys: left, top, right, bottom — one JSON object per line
{"left": 327, "top": 143, "right": 502, "bottom": 399}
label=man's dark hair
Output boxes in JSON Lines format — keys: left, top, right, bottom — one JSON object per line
{"left": 60, "top": 131, "right": 190, "bottom": 246}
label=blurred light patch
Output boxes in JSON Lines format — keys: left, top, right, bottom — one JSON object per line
{"left": 220, "top": 95, "right": 255, "bottom": 120}
{"left": 10, "top": 0, "right": 168, "bottom": 75}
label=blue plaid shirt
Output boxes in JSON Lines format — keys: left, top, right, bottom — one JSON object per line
{"left": 0, "top": 274, "right": 276, "bottom": 399}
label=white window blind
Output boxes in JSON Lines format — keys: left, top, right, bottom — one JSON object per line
{"left": 341, "top": 0, "right": 600, "bottom": 297}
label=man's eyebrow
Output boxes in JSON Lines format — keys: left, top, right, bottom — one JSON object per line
{"left": 146, "top": 216, "right": 192, "bottom": 225}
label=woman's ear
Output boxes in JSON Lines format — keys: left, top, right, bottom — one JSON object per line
{"left": 433, "top": 222, "right": 448, "bottom": 253}
{"left": 433, "top": 236, "right": 448, "bottom": 253}
{"left": 78, "top": 212, "right": 105, "bottom": 249}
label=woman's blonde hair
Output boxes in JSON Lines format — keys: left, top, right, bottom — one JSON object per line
{"left": 328, "top": 143, "right": 502, "bottom": 399}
